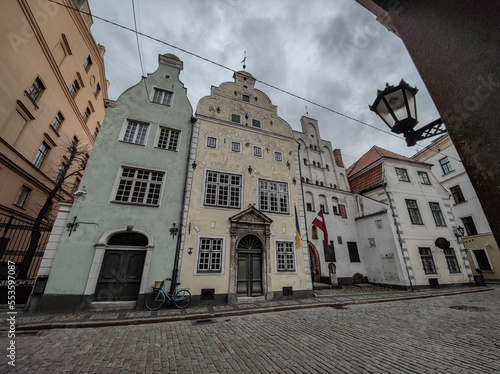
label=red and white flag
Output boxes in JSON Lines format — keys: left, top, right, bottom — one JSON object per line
{"left": 312, "top": 210, "right": 329, "bottom": 244}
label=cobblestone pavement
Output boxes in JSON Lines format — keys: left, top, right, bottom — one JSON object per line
{"left": 1, "top": 286, "right": 499, "bottom": 373}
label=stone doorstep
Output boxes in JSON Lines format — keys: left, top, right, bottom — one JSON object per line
{"left": 90, "top": 301, "right": 136, "bottom": 311}
{"left": 237, "top": 296, "right": 266, "bottom": 304}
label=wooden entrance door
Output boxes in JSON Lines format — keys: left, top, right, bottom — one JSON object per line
{"left": 94, "top": 250, "right": 146, "bottom": 301}
{"left": 237, "top": 253, "right": 262, "bottom": 296}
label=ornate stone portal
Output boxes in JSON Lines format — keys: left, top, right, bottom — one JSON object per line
{"left": 227, "top": 206, "right": 273, "bottom": 304}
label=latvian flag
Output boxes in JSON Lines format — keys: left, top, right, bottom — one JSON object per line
{"left": 312, "top": 210, "right": 329, "bottom": 244}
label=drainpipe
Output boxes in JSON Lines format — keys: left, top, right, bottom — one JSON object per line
{"left": 296, "top": 141, "right": 314, "bottom": 294}
{"left": 170, "top": 115, "right": 197, "bottom": 294}
{"left": 382, "top": 177, "right": 414, "bottom": 291}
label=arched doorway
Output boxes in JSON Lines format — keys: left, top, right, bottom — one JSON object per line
{"left": 308, "top": 241, "right": 321, "bottom": 282}
{"left": 94, "top": 232, "right": 148, "bottom": 301}
{"left": 237, "top": 235, "right": 263, "bottom": 297}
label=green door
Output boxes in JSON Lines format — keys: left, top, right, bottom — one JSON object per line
{"left": 237, "top": 253, "right": 262, "bottom": 296}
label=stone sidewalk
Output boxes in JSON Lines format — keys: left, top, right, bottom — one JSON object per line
{"left": 1, "top": 285, "right": 494, "bottom": 332}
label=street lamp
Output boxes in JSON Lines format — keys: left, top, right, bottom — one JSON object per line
{"left": 370, "top": 79, "right": 447, "bottom": 146}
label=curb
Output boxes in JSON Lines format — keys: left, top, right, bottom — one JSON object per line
{"left": 9, "top": 287, "right": 495, "bottom": 332}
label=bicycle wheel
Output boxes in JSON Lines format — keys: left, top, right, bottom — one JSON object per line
{"left": 174, "top": 289, "right": 192, "bottom": 309}
{"left": 145, "top": 289, "right": 165, "bottom": 311}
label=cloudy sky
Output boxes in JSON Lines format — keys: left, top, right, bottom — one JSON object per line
{"left": 86, "top": 0, "right": 440, "bottom": 168}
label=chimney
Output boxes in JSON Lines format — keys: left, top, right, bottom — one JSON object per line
{"left": 333, "top": 149, "right": 345, "bottom": 168}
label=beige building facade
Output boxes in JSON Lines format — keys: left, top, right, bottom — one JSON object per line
{"left": 0, "top": 0, "right": 107, "bottom": 278}
{"left": 178, "top": 71, "right": 312, "bottom": 304}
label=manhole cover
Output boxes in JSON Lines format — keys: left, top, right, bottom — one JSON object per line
{"left": 449, "top": 305, "right": 487, "bottom": 312}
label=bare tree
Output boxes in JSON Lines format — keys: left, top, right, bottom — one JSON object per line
{"left": 17, "top": 141, "right": 90, "bottom": 278}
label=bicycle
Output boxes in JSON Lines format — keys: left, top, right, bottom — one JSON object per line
{"left": 145, "top": 278, "right": 192, "bottom": 310}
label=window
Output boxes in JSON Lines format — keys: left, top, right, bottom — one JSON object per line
{"left": 274, "top": 151, "right": 282, "bottom": 162}
{"left": 70, "top": 136, "right": 79, "bottom": 151}
{"left": 230, "top": 141, "right": 241, "bottom": 153}
{"left": 27, "top": 77, "right": 44, "bottom": 102}
{"left": 156, "top": 127, "right": 180, "bottom": 151}
{"left": 406, "top": 199, "right": 423, "bottom": 225}
{"left": 418, "top": 171, "right": 431, "bottom": 185}
{"left": 347, "top": 242, "right": 360, "bottom": 263}
{"left": 121, "top": 120, "right": 149, "bottom": 145}
{"left": 93, "top": 126, "right": 100, "bottom": 140}
{"left": 444, "top": 248, "right": 461, "bottom": 274}
{"left": 259, "top": 179, "right": 289, "bottom": 214}
{"left": 113, "top": 167, "right": 164, "bottom": 206}
{"left": 14, "top": 186, "right": 31, "bottom": 208}
{"left": 319, "top": 195, "right": 328, "bottom": 213}
{"left": 306, "top": 203, "right": 313, "bottom": 211}
{"left": 253, "top": 146, "right": 263, "bottom": 158}
{"left": 395, "top": 167, "right": 410, "bottom": 182}
{"left": 93, "top": 83, "right": 101, "bottom": 98}
{"left": 197, "top": 238, "right": 223, "bottom": 273}
{"left": 472, "top": 249, "right": 492, "bottom": 271}
{"left": 337, "top": 236, "right": 342, "bottom": 245}
{"left": 419, "top": 247, "right": 437, "bottom": 274}
{"left": 450, "top": 185, "right": 465, "bottom": 204}
{"left": 439, "top": 157, "right": 453, "bottom": 174}
{"left": 152, "top": 88, "right": 173, "bottom": 106}
{"left": 332, "top": 205, "right": 338, "bottom": 215}
{"left": 276, "top": 241, "right": 295, "bottom": 272}
{"left": 242, "top": 94, "right": 250, "bottom": 102}
{"left": 252, "top": 119, "right": 261, "bottom": 128}
{"left": 461, "top": 216, "right": 478, "bottom": 236}
{"left": 69, "top": 80, "right": 80, "bottom": 97}
{"left": 429, "top": 202, "right": 446, "bottom": 226}
{"left": 81, "top": 153, "right": 89, "bottom": 169}
{"left": 82, "top": 107, "right": 91, "bottom": 123}
{"left": 83, "top": 55, "right": 92, "bottom": 71}
{"left": 231, "top": 114, "right": 241, "bottom": 123}
{"left": 33, "top": 142, "right": 50, "bottom": 168}
{"left": 204, "top": 171, "right": 241, "bottom": 208}
{"left": 51, "top": 112, "right": 64, "bottom": 132}
{"left": 206, "top": 136, "right": 217, "bottom": 149}
{"left": 324, "top": 241, "right": 336, "bottom": 262}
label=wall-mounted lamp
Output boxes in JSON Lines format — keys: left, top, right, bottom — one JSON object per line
{"left": 454, "top": 226, "right": 465, "bottom": 238}
{"left": 216, "top": 106, "right": 220, "bottom": 113}
{"left": 169, "top": 223, "right": 179, "bottom": 239}
{"left": 292, "top": 177, "right": 297, "bottom": 185}
{"left": 248, "top": 165, "right": 253, "bottom": 174}
{"left": 245, "top": 113, "right": 249, "bottom": 120}
{"left": 66, "top": 216, "right": 79, "bottom": 236}
{"left": 286, "top": 160, "right": 291, "bottom": 170}
{"left": 191, "top": 160, "right": 197, "bottom": 170}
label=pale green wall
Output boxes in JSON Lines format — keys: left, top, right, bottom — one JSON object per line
{"left": 44, "top": 55, "right": 193, "bottom": 295}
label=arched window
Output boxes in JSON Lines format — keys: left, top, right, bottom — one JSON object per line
{"left": 108, "top": 232, "right": 148, "bottom": 246}
{"left": 305, "top": 192, "right": 314, "bottom": 212}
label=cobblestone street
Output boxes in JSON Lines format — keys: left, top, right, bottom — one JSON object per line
{"left": 2, "top": 288, "right": 500, "bottom": 373}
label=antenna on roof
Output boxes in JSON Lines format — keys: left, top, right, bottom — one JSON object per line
{"left": 241, "top": 50, "right": 247, "bottom": 70}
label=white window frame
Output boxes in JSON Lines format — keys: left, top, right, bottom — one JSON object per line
{"left": 230, "top": 141, "right": 242, "bottom": 154}
{"left": 33, "top": 141, "right": 50, "bottom": 168}
{"left": 253, "top": 146, "right": 263, "bottom": 158}
{"left": 251, "top": 119, "right": 261, "bottom": 128}
{"left": 194, "top": 235, "right": 226, "bottom": 275}
{"left": 110, "top": 165, "right": 166, "bottom": 207}
{"left": 471, "top": 248, "right": 493, "bottom": 271}
{"left": 275, "top": 240, "right": 297, "bottom": 273}
{"left": 231, "top": 114, "right": 241, "bottom": 124}
{"left": 206, "top": 136, "right": 218, "bottom": 149}
{"left": 429, "top": 202, "right": 446, "bottom": 227}
{"left": 274, "top": 151, "right": 283, "bottom": 162}
{"left": 258, "top": 178, "right": 290, "bottom": 214}
{"left": 406, "top": 199, "right": 424, "bottom": 225}
{"left": 119, "top": 119, "right": 150, "bottom": 146}
{"left": 443, "top": 247, "right": 461, "bottom": 274}
{"left": 150, "top": 87, "right": 174, "bottom": 107}
{"left": 154, "top": 126, "right": 181, "bottom": 151}
{"left": 203, "top": 170, "right": 242, "bottom": 209}
{"left": 51, "top": 112, "right": 64, "bottom": 132}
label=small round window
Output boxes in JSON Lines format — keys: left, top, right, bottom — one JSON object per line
{"left": 164, "top": 74, "right": 171, "bottom": 79}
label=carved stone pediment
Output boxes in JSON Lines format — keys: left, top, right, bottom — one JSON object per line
{"left": 229, "top": 206, "right": 273, "bottom": 225}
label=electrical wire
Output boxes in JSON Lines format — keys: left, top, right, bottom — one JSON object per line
{"left": 131, "top": 0, "right": 149, "bottom": 99}
{"left": 51, "top": 0, "right": 461, "bottom": 163}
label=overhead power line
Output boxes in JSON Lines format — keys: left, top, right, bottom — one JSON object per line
{"left": 49, "top": 0, "right": 461, "bottom": 162}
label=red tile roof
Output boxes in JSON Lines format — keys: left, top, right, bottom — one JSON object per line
{"left": 347, "top": 146, "right": 413, "bottom": 178}
{"left": 347, "top": 146, "right": 414, "bottom": 193}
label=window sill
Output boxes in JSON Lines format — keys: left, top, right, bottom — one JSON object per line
{"left": 24, "top": 90, "right": 39, "bottom": 109}
{"left": 110, "top": 201, "right": 160, "bottom": 208}
{"left": 154, "top": 146, "right": 178, "bottom": 152}
{"left": 119, "top": 140, "right": 146, "bottom": 146}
